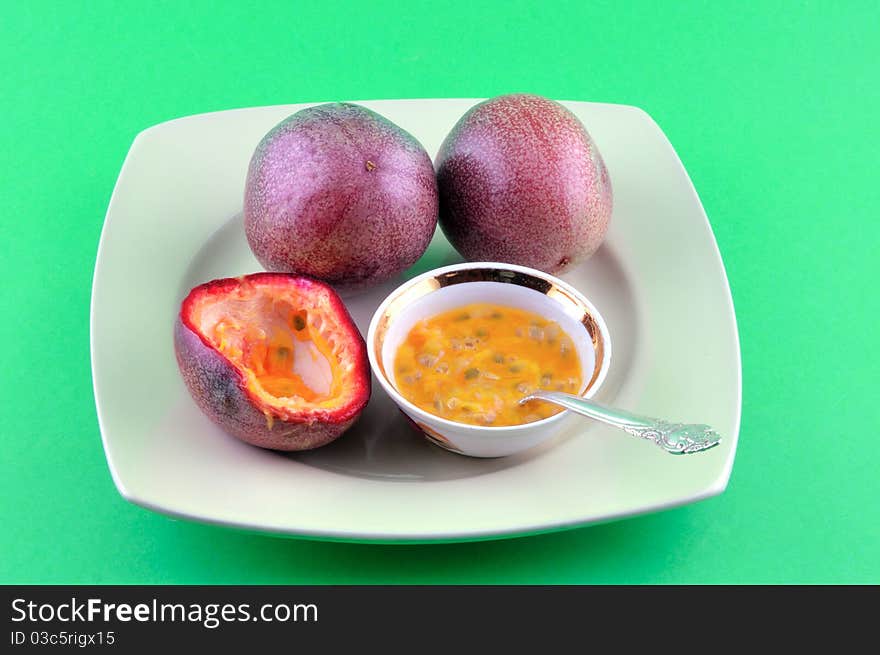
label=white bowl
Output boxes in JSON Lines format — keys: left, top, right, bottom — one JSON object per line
{"left": 367, "top": 262, "right": 612, "bottom": 457}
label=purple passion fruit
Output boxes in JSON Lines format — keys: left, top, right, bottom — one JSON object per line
{"left": 244, "top": 103, "right": 439, "bottom": 292}
{"left": 174, "top": 273, "right": 370, "bottom": 451}
{"left": 436, "top": 94, "right": 612, "bottom": 274}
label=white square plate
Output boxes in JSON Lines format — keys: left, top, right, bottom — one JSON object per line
{"left": 91, "top": 99, "right": 741, "bottom": 542}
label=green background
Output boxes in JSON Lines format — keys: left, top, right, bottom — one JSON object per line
{"left": 2, "top": 1, "right": 877, "bottom": 584}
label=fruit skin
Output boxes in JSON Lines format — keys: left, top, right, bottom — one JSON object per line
{"left": 436, "top": 94, "right": 612, "bottom": 274}
{"left": 174, "top": 273, "right": 370, "bottom": 451}
{"left": 244, "top": 103, "right": 439, "bottom": 291}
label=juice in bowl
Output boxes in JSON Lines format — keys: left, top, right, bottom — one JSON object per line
{"left": 394, "top": 303, "right": 583, "bottom": 427}
{"left": 367, "top": 262, "right": 611, "bottom": 457}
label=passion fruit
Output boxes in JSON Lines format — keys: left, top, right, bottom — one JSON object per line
{"left": 174, "top": 273, "right": 370, "bottom": 451}
{"left": 244, "top": 102, "right": 439, "bottom": 291}
{"left": 436, "top": 94, "right": 613, "bottom": 274}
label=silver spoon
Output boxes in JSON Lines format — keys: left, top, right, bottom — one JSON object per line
{"left": 519, "top": 390, "right": 721, "bottom": 455}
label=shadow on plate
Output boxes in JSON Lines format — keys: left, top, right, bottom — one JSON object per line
{"left": 287, "top": 382, "right": 561, "bottom": 481}
{"left": 562, "top": 244, "right": 638, "bottom": 407}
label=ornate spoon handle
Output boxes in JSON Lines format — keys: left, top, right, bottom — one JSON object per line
{"left": 520, "top": 390, "right": 721, "bottom": 455}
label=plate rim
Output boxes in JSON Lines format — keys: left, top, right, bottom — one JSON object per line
{"left": 115, "top": 476, "right": 731, "bottom": 544}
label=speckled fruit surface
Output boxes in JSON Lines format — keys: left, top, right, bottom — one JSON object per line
{"left": 244, "top": 103, "right": 438, "bottom": 291}
{"left": 436, "top": 94, "right": 613, "bottom": 274}
{"left": 174, "top": 273, "right": 370, "bottom": 451}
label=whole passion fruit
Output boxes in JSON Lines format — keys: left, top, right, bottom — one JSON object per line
{"left": 174, "top": 273, "right": 370, "bottom": 451}
{"left": 244, "top": 102, "right": 439, "bottom": 292}
{"left": 436, "top": 94, "right": 613, "bottom": 274}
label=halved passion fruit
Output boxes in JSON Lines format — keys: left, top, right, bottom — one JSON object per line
{"left": 174, "top": 273, "right": 370, "bottom": 451}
